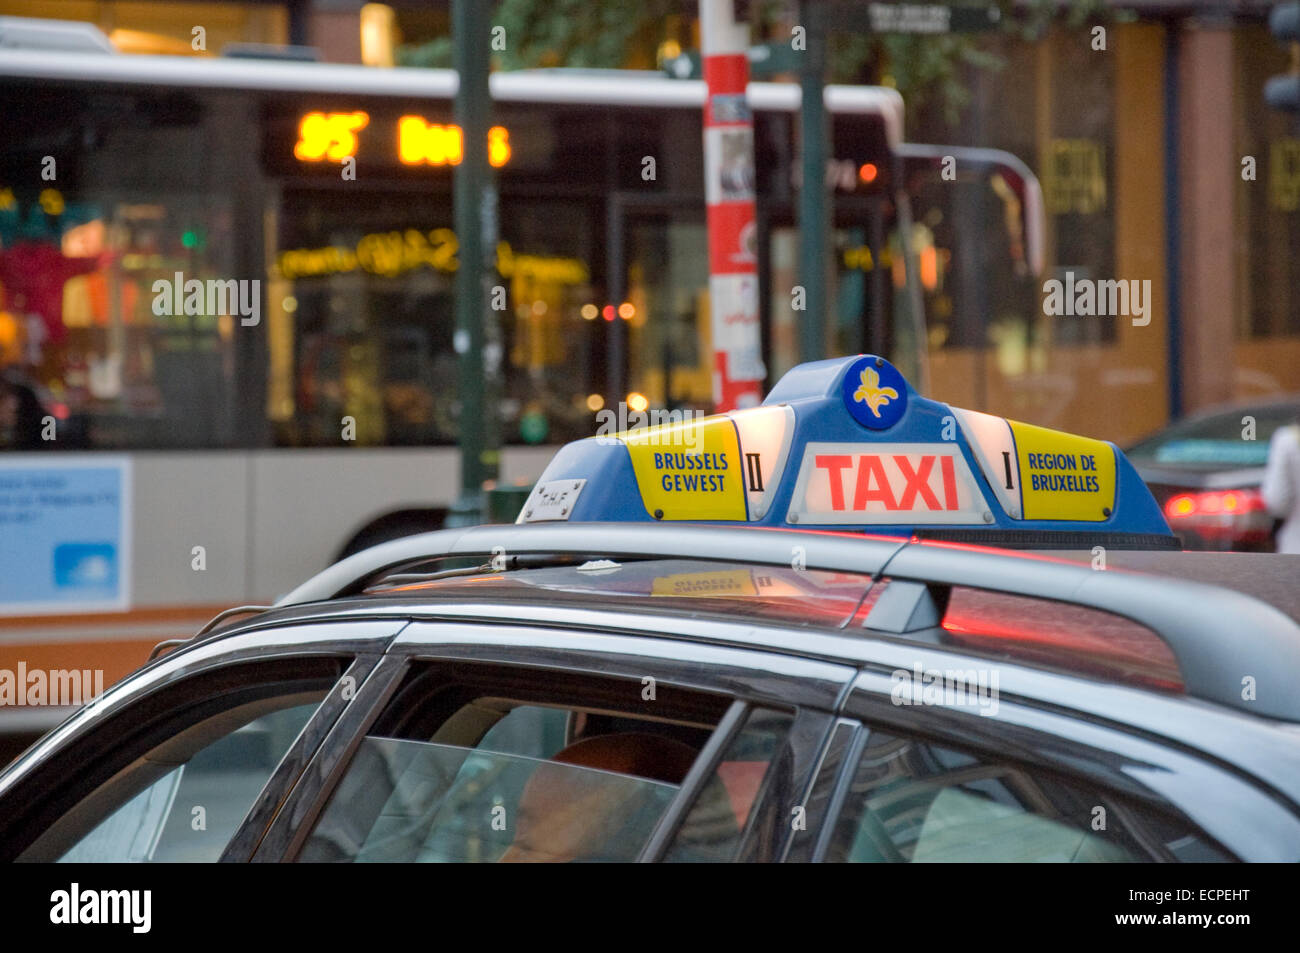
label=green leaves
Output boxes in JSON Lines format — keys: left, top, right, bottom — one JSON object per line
{"left": 396, "top": 0, "right": 1110, "bottom": 132}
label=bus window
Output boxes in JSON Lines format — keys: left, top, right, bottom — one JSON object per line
{"left": 0, "top": 85, "right": 243, "bottom": 450}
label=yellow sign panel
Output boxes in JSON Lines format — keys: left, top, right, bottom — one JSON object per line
{"left": 651, "top": 570, "right": 757, "bottom": 597}
{"left": 1009, "top": 420, "right": 1116, "bottom": 522}
{"left": 624, "top": 416, "right": 746, "bottom": 521}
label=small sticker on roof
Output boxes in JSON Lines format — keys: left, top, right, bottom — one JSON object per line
{"left": 518, "top": 479, "right": 586, "bottom": 522}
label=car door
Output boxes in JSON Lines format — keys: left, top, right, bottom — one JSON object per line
{"left": 789, "top": 663, "right": 1300, "bottom": 863}
{"left": 252, "top": 617, "right": 858, "bottom": 862}
{"left": 0, "top": 618, "right": 405, "bottom": 862}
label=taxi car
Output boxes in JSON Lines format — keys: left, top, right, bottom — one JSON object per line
{"left": 3, "top": 355, "right": 1299, "bottom": 863}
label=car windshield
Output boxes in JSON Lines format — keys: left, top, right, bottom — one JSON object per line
{"left": 1127, "top": 404, "right": 1299, "bottom": 469}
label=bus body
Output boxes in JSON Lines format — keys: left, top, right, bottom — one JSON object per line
{"left": 0, "top": 23, "right": 1042, "bottom": 729}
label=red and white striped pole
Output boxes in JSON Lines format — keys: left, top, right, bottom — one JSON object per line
{"left": 701, "top": 0, "right": 764, "bottom": 411}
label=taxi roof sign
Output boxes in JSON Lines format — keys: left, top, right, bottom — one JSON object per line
{"left": 519, "top": 356, "right": 1178, "bottom": 549}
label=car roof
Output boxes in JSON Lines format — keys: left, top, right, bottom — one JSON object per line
{"left": 363, "top": 557, "right": 877, "bottom": 630}
{"left": 359, "top": 548, "right": 1300, "bottom": 636}
{"left": 215, "top": 522, "right": 1300, "bottom": 723}
{"left": 361, "top": 548, "right": 1300, "bottom": 621}
{"left": 1046, "top": 550, "right": 1300, "bottom": 624}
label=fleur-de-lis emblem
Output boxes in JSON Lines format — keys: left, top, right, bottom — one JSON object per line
{"left": 853, "top": 367, "right": 898, "bottom": 418}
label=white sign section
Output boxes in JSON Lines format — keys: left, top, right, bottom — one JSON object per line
{"left": 786, "top": 443, "right": 988, "bottom": 525}
{"left": 709, "top": 274, "right": 764, "bottom": 386}
{"left": 517, "top": 479, "right": 586, "bottom": 523}
{"left": 727, "top": 404, "right": 795, "bottom": 521}
{"left": 951, "top": 408, "right": 1022, "bottom": 519}
{"left": 704, "top": 126, "right": 756, "bottom": 204}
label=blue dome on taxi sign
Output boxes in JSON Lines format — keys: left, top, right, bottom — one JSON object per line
{"left": 840, "top": 355, "right": 908, "bottom": 430}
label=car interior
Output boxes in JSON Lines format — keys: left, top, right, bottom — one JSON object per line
{"left": 299, "top": 691, "right": 759, "bottom": 863}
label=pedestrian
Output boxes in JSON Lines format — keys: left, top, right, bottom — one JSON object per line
{"left": 1262, "top": 415, "right": 1300, "bottom": 554}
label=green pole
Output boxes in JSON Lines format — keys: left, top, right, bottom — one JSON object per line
{"left": 798, "top": 0, "right": 828, "bottom": 363}
{"left": 448, "top": 0, "right": 500, "bottom": 526}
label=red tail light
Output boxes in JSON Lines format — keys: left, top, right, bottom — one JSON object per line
{"left": 1164, "top": 488, "right": 1266, "bottom": 520}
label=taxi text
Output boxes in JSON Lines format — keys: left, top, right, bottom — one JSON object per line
{"left": 814, "top": 453, "right": 959, "bottom": 512}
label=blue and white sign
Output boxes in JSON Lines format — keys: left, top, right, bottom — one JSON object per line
{"left": 0, "top": 456, "right": 131, "bottom": 613}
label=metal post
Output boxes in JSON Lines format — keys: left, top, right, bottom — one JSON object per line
{"left": 797, "top": 0, "right": 828, "bottom": 364}
{"left": 606, "top": 192, "right": 626, "bottom": 409}
{"left": 448, "top": 0, "right": 500, "bottom": 526}
{"left": 868, "top": 197, "right": 886, "bottom": 356}
{"left": 701, "top": 0, "right": 764, "bottom": 410}
{"left": 1163, "top": 23, "right": 1184, "bottom": 420}
{"left": 894, "top": 190, "right": 929, "bottom": 392}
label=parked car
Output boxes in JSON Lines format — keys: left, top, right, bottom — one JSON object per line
{"left": 1126, "top": 397, "right": 1300, "bottom": 551}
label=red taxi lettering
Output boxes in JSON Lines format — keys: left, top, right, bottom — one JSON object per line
{"left": 816, "top": 453, "right": 961, "bottom": 512}
{"left": 814, "top": 455, "right": 853, "bottom": 511}
{"left": 854, "top": 456, "right": 896, "bottom": 510}
{"left": 940, "top": 455, "right": 958, "bottom": 510}
{"left": 893, "top": 455, "right": 940, "bottom": 510}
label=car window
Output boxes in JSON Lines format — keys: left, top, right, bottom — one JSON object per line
{"left": 475, "top": 703, "right": 570, "bottom": 759}
{"left": 301, "top": 736, "right": 678, "bottom": 862}
{"left": 298, "top": 679, "right": 729, "bottom": 863}
{"left": 823, "top": 729, "right": 1230, "bottom": 862}
{"left": 662, "top": 707, "right": 795, "bottom": 862}
{"left": 1128, "top": 405, "right": 1298, "bottom": 467}
{"left": 59, "top": 702, "right": 319, "bottom": 862}
{"left": 12, "top": 656, "right": 345, "bottom": 863}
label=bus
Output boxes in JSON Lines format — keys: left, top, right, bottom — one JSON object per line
{"left": 0, "top": 18, "right": 1042, "bottom": 742}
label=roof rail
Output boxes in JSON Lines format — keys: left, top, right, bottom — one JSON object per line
{"left": 148, "top": 605, "right": 273, "bottom": 661}
{"left": 0, "top": 16, "right": 114, "bottom": 54}
{"left": 277, "top": 523, "right": 907, "bottom": 605}
{"left": 276, "top": 522, "right": 1300, "bottom": 722}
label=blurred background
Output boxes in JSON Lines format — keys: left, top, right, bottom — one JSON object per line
{"left": 0, "top": 0, "right": 1296, "bottom": 700}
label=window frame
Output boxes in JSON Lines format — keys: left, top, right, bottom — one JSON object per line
{"left": 801, "top": 668, "right": 1300, "bottom": 862}
{"left": 0, "top": 618, "right": 405, "bottom": 862}
{"left": 254, "top": 619, "right": 855, "bottom": 863}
